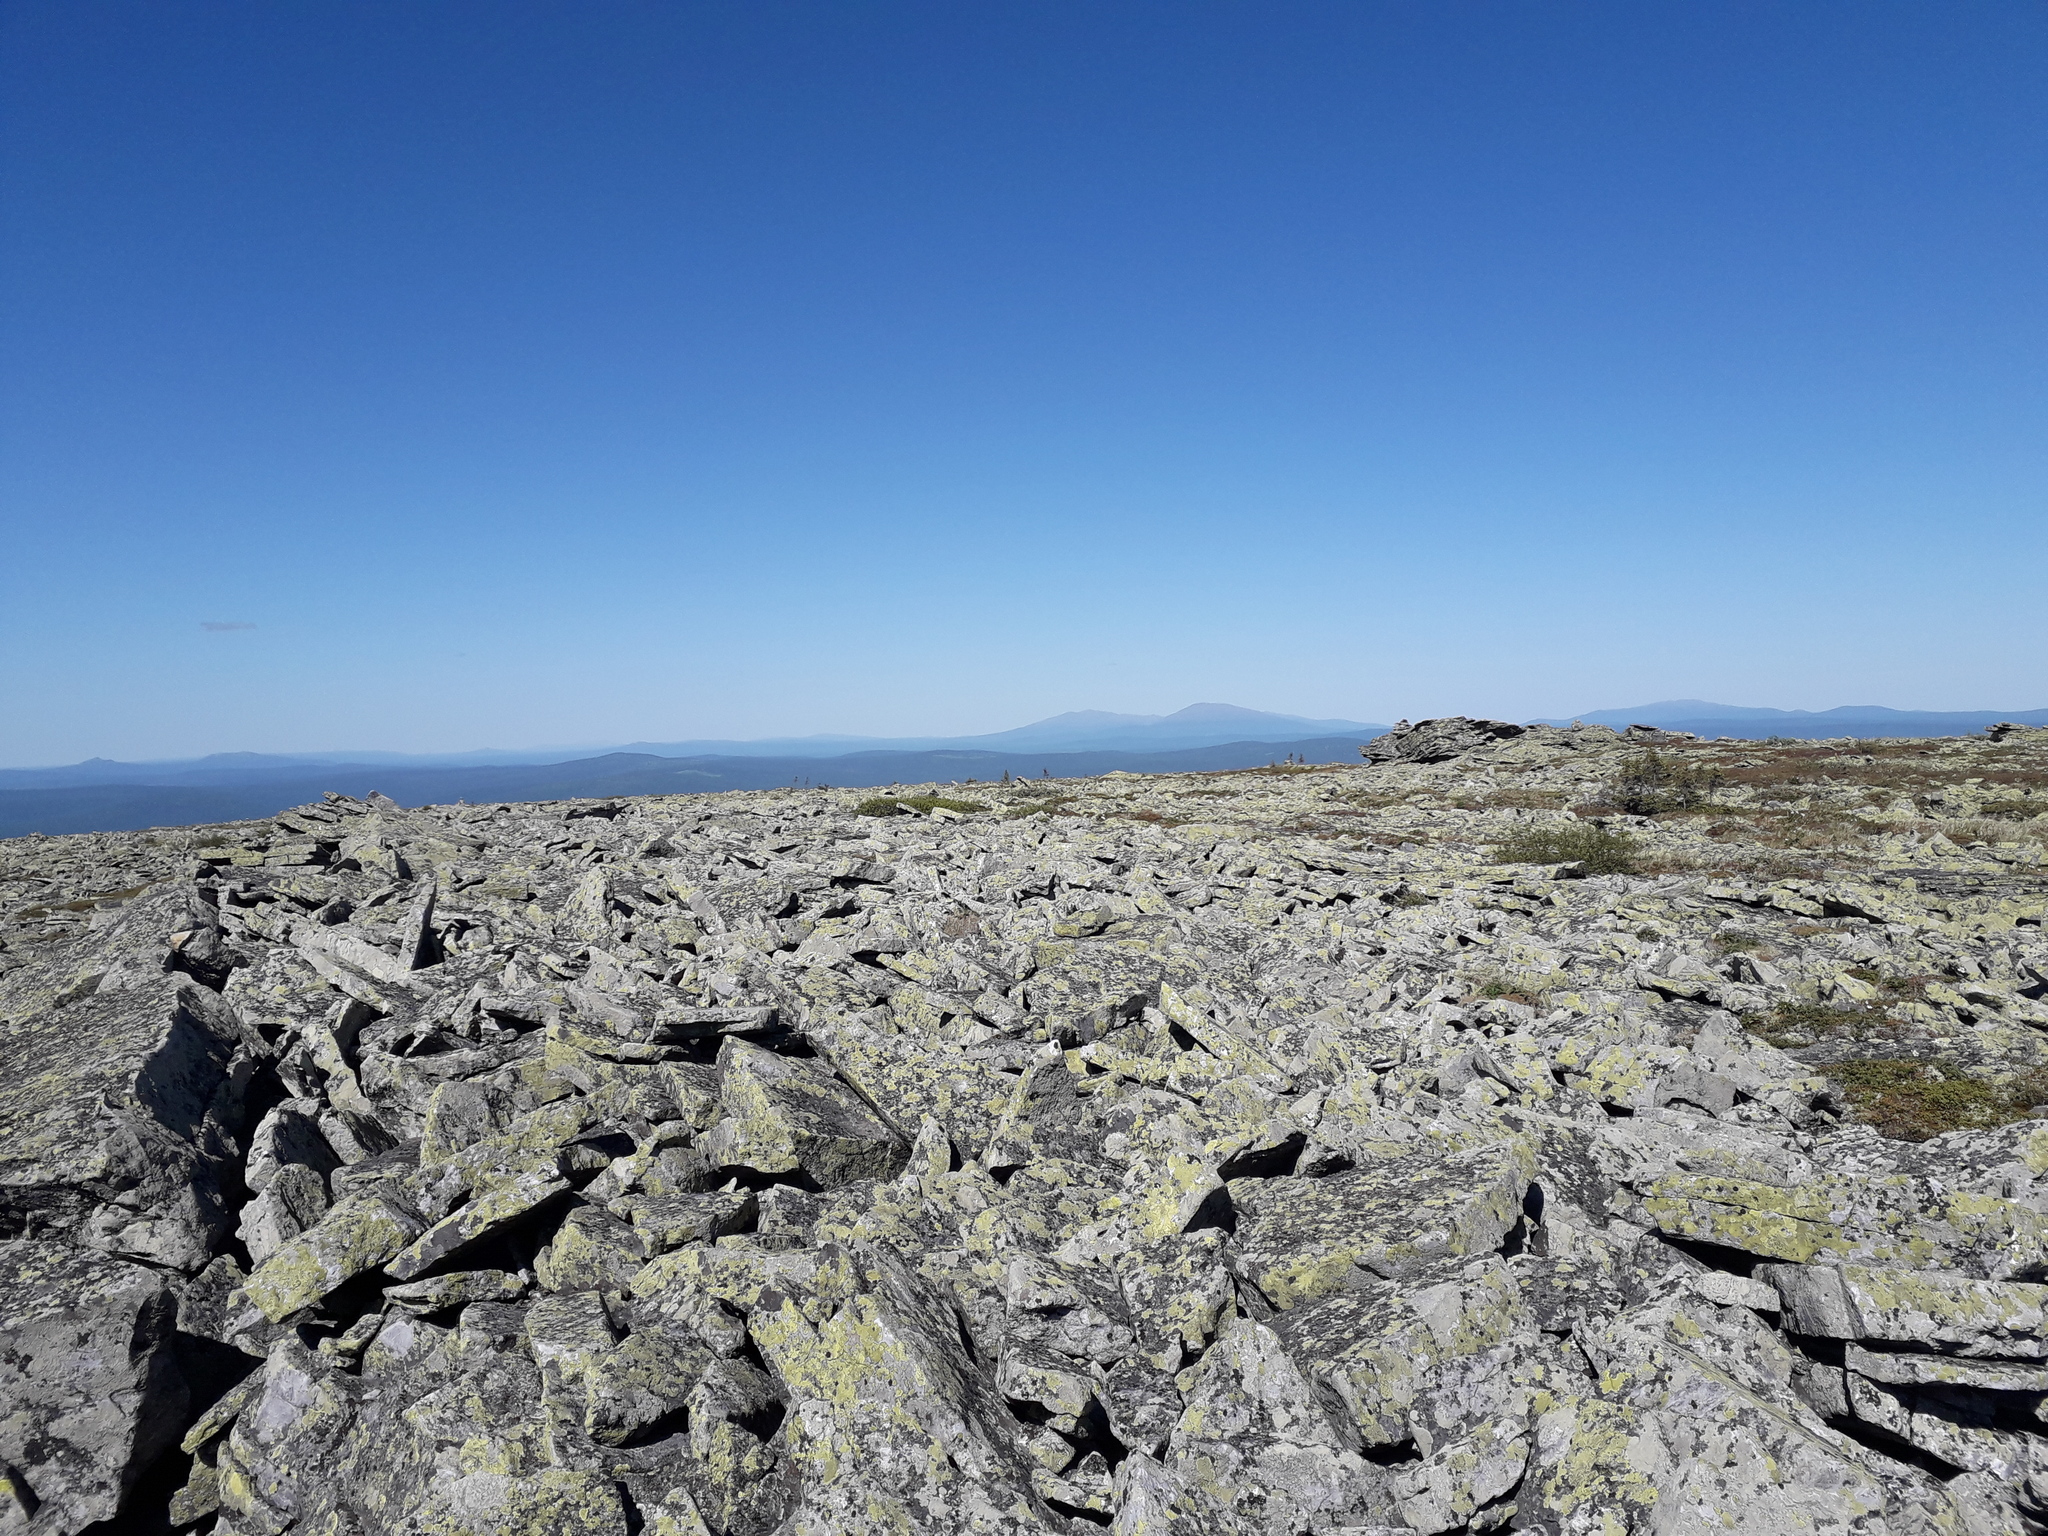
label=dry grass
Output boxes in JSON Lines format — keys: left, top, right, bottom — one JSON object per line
{"left": 1483, "top": 788, "right": 1570, "bottom": 810}
{"left": 1746, "top": 998, "right": 1902, "bottom": 1051}
{"left": 1713, "top": 742, "right": 2048, "bottom": 800}
{"left": 1913, "top": 818, "right": 2048, "bottom": 846}
{"left": 1978, "top": 799, "right": 2046, "bottom": 821}
{"left": 1632, "top": 847, "right": 1822, "bottom": 880}
{"left": 1712, "top": 932, "right": 1772, "bottom": 955}
{"left": 1234, "top": 763, "right": 1339, "bottom": 778}
{"left": 1831, "top": 1059, "right": 2048, "bottom": 1142}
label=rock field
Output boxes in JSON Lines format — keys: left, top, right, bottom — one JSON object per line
{"left": 4, "top": 716, "right": 2048, "bottom": 1535}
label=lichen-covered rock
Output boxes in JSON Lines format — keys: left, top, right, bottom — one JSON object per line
{"left": 395, "top": 1469, "right": 633, "bottom": 1536}
{"left": 243, "top": 1189, "right": 427, "bottom": 1320}
{"left": 0, "top": 974, "right": 262, "bottom": 1270}
{"left": 237, "top": 1158, "right": 331, "bottom": 1266}
{"left": 750, "top": 1243, "right": 1068, "bottom": 1534}
{"left": 1362, "top": 716, "right": 1531, "bottom": 763}
{"left": 7, "top": 724, "right": 2048, "bottom": 1528}
{"left": 1764, "top": 1262, "right": 2048, "bottom": 1355}
{"left": 0, "top": 1239, "right": 188, "bottom": 1533}
{"left": 1233, "top": 1138, "right": 1533, "bottom": 1306}
{"left": 1163, "top": 1311, "right": 1385, "bottom": 1531}
{"left": 1388, "top": 1415, "right": 1528, "bottom": 1534}
{"left": 702, "top": 1037, "right": 907, "bottom": 1187}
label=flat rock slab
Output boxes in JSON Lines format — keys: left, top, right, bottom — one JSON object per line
{"left": 1233, "top": 1139, "right": 1534, "bottom": 1307}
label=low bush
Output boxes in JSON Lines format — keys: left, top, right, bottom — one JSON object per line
{"left": 1601, "top": 750, "right": 1726, "bottom": 815}
{"left": 1004, "top": 795, "right": 1078, "bottom": 819}
{"left": 1843, "top": 966, "right": 1931, "bottom": 1002}
{"left": 1117, "top": 809, "right": 1188, "bottom": 827}
{"left": 1831, "top": 1059, "right": 2048, "bottom": 1142}
{"left": 856, "top": 794, "right": 988, "bottom": 818}
{"left": 1489, "top": 824, "right": 1640, "bottom": 874}
{"left": 1468, "top": 971, "right": 1551, "bottom": 1006}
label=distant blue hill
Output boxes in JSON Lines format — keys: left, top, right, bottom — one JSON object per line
{"left": 1, "top": 703, "right": 1384, "bottom": 788}
{"left": 10, "top": 697, "right": 2045, "bottom": 839}
{"left": 1529, "top": 701, "right": 2048, "bottom": 740}
{"left": 0, "top": 734, "right": 1377, "bottom": 839}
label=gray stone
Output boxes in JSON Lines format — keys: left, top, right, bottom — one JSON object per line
{"left": 701, "top": 1037, "right": 907, "bottom": 1186}
{"left": 0, "top": 977, "right": 261, "bottom": 1271}
{"left": 237, "top": 1158, "right": 331, "bottom": 1266}
{"left": 0, "top": 1239, "right": 188, "bottom": 1533}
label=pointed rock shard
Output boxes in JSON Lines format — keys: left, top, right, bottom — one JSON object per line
{"left": 399, "top": 877, "right": 439, "bottom": 970}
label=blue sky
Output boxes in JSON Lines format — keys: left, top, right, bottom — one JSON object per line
{"left": 3, "top": 2, "right": 2043, "bottom": 765}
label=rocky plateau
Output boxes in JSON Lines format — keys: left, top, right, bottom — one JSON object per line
{"left": 4, "top": 717, "right": 2048, "bottom": 1535}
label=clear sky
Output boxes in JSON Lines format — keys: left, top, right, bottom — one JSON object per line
{"left": 3, "top": 2, "right": 2043, "bottom": 765}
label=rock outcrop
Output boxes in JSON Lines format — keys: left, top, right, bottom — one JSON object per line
{"left": 2, "top": 721, "right": 2047, "bottom": 1532}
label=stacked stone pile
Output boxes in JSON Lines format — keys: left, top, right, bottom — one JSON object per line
{"left": 3, "top": 721, "right": 2048, "bottom": 1534}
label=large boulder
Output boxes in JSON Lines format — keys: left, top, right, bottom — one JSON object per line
{"left": 0, "top": 975, "right": 265, "bottom": 1271}
{"left": 747, "top": 1243, "right": 1070, "bottom": 1535}
{"left": 1361, "top": 717, "right": 1532, "bottom": 764}
{"left": 0, "top": 1238, "right": 188, "bottom": 1533}
{"left": 702, "top": 1037, "right": 908, "bottom": 1187}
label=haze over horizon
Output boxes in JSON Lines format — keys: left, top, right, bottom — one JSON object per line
{"left": 10, "top": 696, "right": 2048, "bottom": 775}
{"left": 5, "top": 3, "right": 2044, "bottom": 765}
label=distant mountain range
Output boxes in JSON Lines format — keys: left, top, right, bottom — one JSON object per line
{"left": 0, "top": 704, "right": 1383, "bottom": 788}
{"left": 6, "top": 698, "right": 2044, "bottom": 839}
{"left": 1532, "top": 700, "right": 2048, "bottom": 740}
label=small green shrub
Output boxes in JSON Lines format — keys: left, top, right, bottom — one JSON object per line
{"left": 1843, "top": 967, "right": 1930, "bottom": 1002}
{"left": 1004, "top": 795, "right": 1078, "bottom": 819}
{"left": 856, "top": 794, "right": 988, "bottom": 818}
{"left": 1602, "top": 750, "right": 1726, "bottom": 815}
{"left": 1490, "top": 824, "right": 1640, "bottom": 874}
